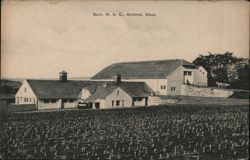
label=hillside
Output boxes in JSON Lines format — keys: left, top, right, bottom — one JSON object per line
{"left": 1, "top": 79, "right": 21, "bottom": 88}
{"left": 0, "top": 79, "right": 22, "bottom": 94}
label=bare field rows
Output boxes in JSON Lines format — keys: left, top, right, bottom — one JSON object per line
{"left": 1, "top": 105, "right": 249, "bottom": 160}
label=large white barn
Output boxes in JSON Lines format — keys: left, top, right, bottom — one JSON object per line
{"left": 92, "top": 59, "right": 208, "bottom": 95}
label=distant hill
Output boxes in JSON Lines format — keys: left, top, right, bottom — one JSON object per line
{"left": 0, "top": 79, "right": 22, "bottom": 94}
{"left": 1, "top": 79, "right": 22, "bottom": 88}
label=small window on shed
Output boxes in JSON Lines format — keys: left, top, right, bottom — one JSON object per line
{"left": 160, "top": 85, "right": 166, "bottom": 90}
{"left": 171, "top": 87, "right": 176, "bottom": 92}
{"left": 184, "top": 71, "right": 192, "bottom": 76}
{"left": 62, "top": 99, "right": 68, "bottom": 103}
{"left": 51, "top": 99, "right": 57, "bottom": 103}
{"left": 24, "top": 87, "right": 26, "bottom": 92}
{"left": 116, "top": 100, "right": 120, "bottom": 106}
{"left": 117, "top": 90, "right": 119, "bottom": 96}
{"left": 44, "top": 99, "right": 50, "bottom": 103}
{"left": 69, "top": 99, "right": 74, "bottom": 103}
{"left": 112, "top": 100, "right": 114, "bottom": 107}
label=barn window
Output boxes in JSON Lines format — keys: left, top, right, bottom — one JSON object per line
{"left": 44, "top": 99, "right": 49, "bottom": 104}
{"left": 171, "top": 87, "right": 176, "bottom": 91}
{"left": 117, "top": 90, "right": 119, "bottom": 95}
{"left": 122, "top": 100, "right": 125, "bottom": 106}
{"left": 184, "top": 71, "right": 192, "bottom": 76}
{"left": 62, "top": 99, "right": 68, "bottom": 103}
{"left": 24, "top": 87, "right": 26, "bottom": 92}
{"left": 51, "top": 99, "right": 57, "bottom": 103}
{"left": 112, "top": 100, "right": 114, "bottom": 107}
{"left": 160, "top": 85, "right": 166, "bottom": 89}
{"left": 116, "top": 100, "right": 120, "bottom": 106}
{"left": 69, "top": 99, "right": 74, "bottom": 103}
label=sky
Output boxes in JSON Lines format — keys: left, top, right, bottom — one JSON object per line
{"left": 1, "top": 0, "right": 249, "bottom": 79}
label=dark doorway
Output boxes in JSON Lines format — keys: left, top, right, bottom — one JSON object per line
{"left": 61, "top": 99, "right": 67, "bottom": 109}
{"left": 95, "top": 102, "right": 100, "bottom": 109}
{"left": 89, "top": 103, "right": 93, "bottom": 109}
{"left": 61, "top": 102, "right": 64, "bottom": 109}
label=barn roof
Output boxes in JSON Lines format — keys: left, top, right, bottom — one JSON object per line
{"left": 91, "top": 59, "right": 196, "bottom": 79}
{"left": 27, "top": 80, "right": 108, "bottom": 99}
{"left": 85, "top": 82, "right": 153, "bottom": 102}
{"left": 85, "top": 86, "right": 116, "bottom": 102}
{"left": 26, "top": 80, "right": 152, "bottom": 99}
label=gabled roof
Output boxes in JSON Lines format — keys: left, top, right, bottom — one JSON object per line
{"left": 27, "top": 80, "right": 111, "bottom": 99}
{"left": 85, "top": 85, "right": 117, "bottom": 102}
{"left": 26, "top": 80, "right": 153, "bottom": 100}
{"left": 83, "top": 85, "right": 98, "bottom": 94}
{"left": 92, "top": 59, "right": 196, "bottom": 79}
{"left": 85, "top": 82, "right": 153, "bottom": 102}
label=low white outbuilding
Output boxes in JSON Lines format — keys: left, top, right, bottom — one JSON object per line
{"left": 15, "top": 72, "right": 153, "bottom": 110}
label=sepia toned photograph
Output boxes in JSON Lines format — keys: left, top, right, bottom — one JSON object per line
{"left": 1, "top": 0, "right": 249, "bottom": 159}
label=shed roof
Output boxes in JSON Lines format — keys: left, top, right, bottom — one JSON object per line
{"left": 27, "top": 80, "right": 109, "bottom": 99}
{"left": 85, "top": 82, "right": 153, "bottom": 102}
{"left": 26, "top": 80, "right": 152, "bottom": 100}
{"left": 92, "top": 59, "right": 196, "bottom": 79}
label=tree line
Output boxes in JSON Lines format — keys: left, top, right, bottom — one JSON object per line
{"left": 193, "top": 52, "right": 249, "bottom": 90}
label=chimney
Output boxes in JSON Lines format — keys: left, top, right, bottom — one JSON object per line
{"left": 114, "top": 74, "right": 121, "bottom": 85}
{"left": 59, "top": 71, "right": 68, "bottom": 82}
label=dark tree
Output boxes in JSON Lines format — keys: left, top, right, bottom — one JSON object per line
{"left": 193, "top": 52, "right": 249, "bottom": 90}
{"left": 0, "top": 85, "right": 15, "bottom": 94}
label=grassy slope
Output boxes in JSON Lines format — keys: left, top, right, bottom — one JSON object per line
{"left": 161, "top": 95, "right": 249, "bottom": 106}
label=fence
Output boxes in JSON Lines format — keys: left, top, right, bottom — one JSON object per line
{"left": 0, "top": 102, "right": 37, "bottom": 113}
{"left": 181, "top": 85, "right": 234, "bottom": 98}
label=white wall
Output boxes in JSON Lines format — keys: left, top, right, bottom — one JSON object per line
{"left": 124, "top": 79, "right": 168, "bottom": 95}
{"left": 181, "top": 85, "right": 234, "bottom": 98}
{"left": 15, "top": 80, "right": 37, "bottom": 104}
{"left": 37, "top": 99, "right": 77, "bottom": 110}
{"left": 193, "top": 66, "right": 208, "bottom": 86}
{"left": 91, "top": 99, "right": 106, "bottom": 109}
{"left": 81, "top": 88, "right": 92, "bottom": 99}
{"left": 37, "top": 99, "right": 61, "bottom": 110}
{"left": 133, "top": 97, "right": 146, "bottom": 106}
{"left": 62, "top": 100, "right": 77, "bottom": 108}
{"left": 167, "top": 66, "right": 208, "bottom": 95}
{"left": 105, "top": 87, "right": 133, "bottom": 108}
{"left": 167, "top": 66, "right": 184, "bottom": 95}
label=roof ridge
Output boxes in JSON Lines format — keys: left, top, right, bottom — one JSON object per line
{"left": 113, "top": 59, "right": 186, "bottom": 65}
